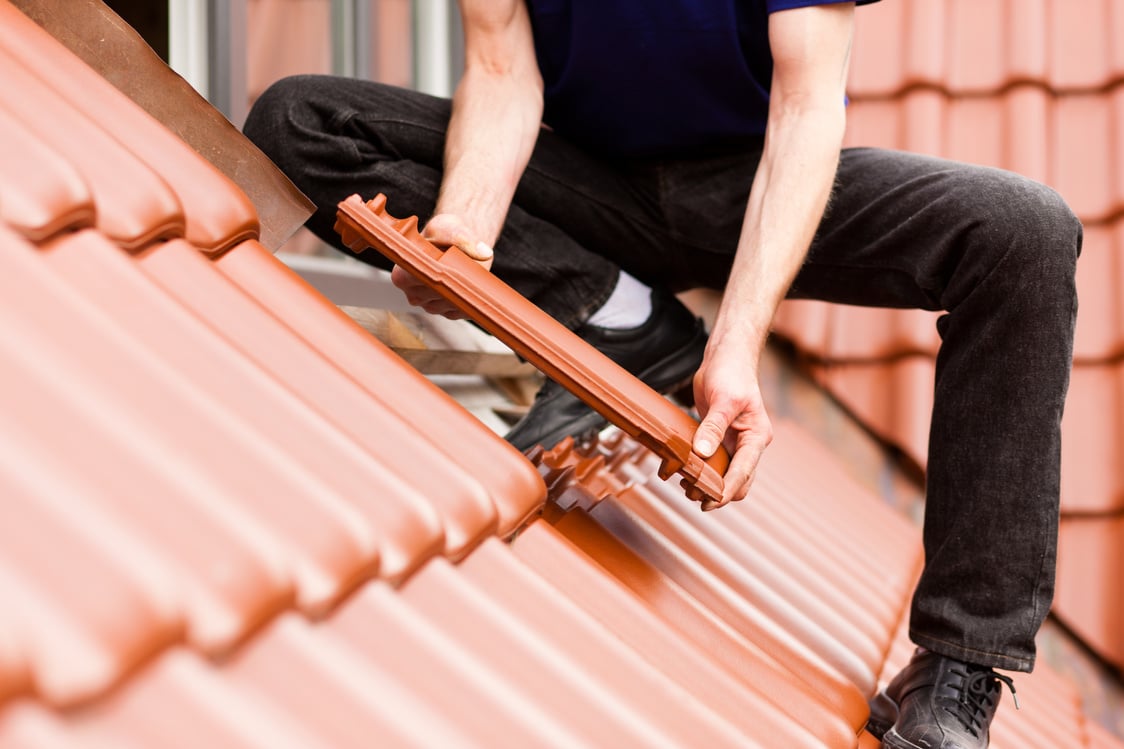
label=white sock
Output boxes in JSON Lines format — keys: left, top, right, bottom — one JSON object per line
{"left": 586, "top": 270, "right": 653, "bottom": 329}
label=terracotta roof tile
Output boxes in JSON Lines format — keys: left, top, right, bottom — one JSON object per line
{"left": 0, "top": 49, "right": 184, "bottom": 249}
{"left": 331, "top": 585, "right": 585, "bottom": 747}
{"left": 510, "top": 520, "right": 844, "bottom": 747}
{"left": 844, "top": 86, "right": 1124, "bottom": 224}
{"left": 335, "top": 194, "right": 731, "bottom": 508}
{"left": 225, "top": 613, "right": 487, "bottom": 749}
{"left": 547, "top": 502, "right": 872, "bottom": 731}
{"left": 804, "top": 357, "right": 936, "bottom": 471}
{"left": 0, "top": 107, "right": 93, "bottom": 242}
{"left": 1091, "top": 719, "right": 1124, "bottom": 749}
{"left": 0, "top": 2, "right": 259, "bottom": 253}
{"left": 1073, "top": 224, "right": 1124, "bottom": 363}
{"left": 0, "top": 340, "right": 291, "bottom": 660}
{"left": 0, "top": 497, "right": 179, "bottom": 708}
{"left": 36, "top": 233, "right": 446, "bottom": 584}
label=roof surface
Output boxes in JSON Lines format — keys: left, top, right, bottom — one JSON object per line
{"left": 0, "top": 0, "right": 1121, "bottom": 747}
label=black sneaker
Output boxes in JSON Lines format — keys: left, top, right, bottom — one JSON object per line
{"left": 867, "top": 650, "right": 1017, "bottom": 749}
{"left": 503, "top": 288, "right": 708, "bottom": 452}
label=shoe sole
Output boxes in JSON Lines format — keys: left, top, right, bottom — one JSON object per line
{"left": 881, "top": 727, "right": 924, "bottom": 749}
{"left": 512, "top": 410, "right": 609, "bottom": 454}
{"left": 508, "top": 318, "right": 709, "bottom": 453}
{"left": 865, "top": 690, "right": 899, "bottom": 740}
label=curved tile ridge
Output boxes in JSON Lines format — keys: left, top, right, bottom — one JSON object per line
{"left": 848, "top": 0, "right": 1124, "bottom": 99}
{"left": 0, "top": 46, "right": 184, "bottom": 250}
{"left": 0, "top": 1, "right": 260, "bottom": 255}
{"left": 0, "top": 107, "right": 94, "bottom": 242}
{"left": 334, "top": 193, "right": 730, "bottom": 509}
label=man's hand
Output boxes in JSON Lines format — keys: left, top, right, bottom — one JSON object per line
{"left": 691, "top": 342, "right": 774, "bottom": 505}
{"left": 396, "top": 0, "right": 540, "bottom": 320}
{"left": 390, "top": 213, "right": 494, "bottom": 320}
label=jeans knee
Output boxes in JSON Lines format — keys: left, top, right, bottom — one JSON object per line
{"left": 1023, "top": 181, "right": 1081, "bottom": 260}
{"left": 976, "top": 174, "right": 1082, "bottom": 292}
{"left": 242, "top": 75, "right": 325, "bottom": 164}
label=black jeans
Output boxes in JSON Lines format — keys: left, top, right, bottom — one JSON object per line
{"left": 244, "top": 76, "right": 1081, "bottom": 673}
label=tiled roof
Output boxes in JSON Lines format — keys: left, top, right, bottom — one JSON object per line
{"left": 771, "top": 0, "right": 1124, "bottom": 670}
{"left": 0, "top": 1, "right": 1121, "bottom": 747}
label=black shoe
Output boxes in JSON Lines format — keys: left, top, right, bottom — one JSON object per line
{"left": 867, "top": 650, "right": 1017, "bottom": 749}
{"left": 503, "top": 288, "right": 708, "bottom": 452}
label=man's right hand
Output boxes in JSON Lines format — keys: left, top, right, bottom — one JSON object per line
{"left": 390, "top": 213, "right": 494, "bottom": 320}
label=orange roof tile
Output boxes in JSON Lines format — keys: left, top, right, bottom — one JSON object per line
{"left": 0, "top": 49, "right": 184, "bottom": 249}
{"left": 0, "top": 107, "right": 93, "bottom": 242}
{"left": 0, "top": 2, "right": 259, "bottom": 253}
{"left": 336, "top": 193, "right": 730, "bottom": 507}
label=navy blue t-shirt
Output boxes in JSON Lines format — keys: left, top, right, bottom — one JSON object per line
{"left": 526, "top": 0, "right": 878, "bottom": 157}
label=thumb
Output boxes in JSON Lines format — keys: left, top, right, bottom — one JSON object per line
{"left": 423, "top": 215, "right": 493, "bottom": 261}
{"left": 453, "top": 237, "right": 493, "bottom": 262}
{"left": 693, "top": 407, "right": 732, "bottom": 458}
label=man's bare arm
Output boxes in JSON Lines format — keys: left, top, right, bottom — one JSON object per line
{"left": 392, "top": 0, "right": 543, "bottom": 317}
{"left": 693, "top": 2, "right": 855, "bottom": 502}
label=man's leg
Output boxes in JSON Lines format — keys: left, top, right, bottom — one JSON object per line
{"left": 242, "top": 75, "right": 708, "bottom": 448}
{"left": 790, "top": 147, "right": 1080, "bottom": 748}
{"left": 652, "top": 143, "right": 1078, "bottom": 745}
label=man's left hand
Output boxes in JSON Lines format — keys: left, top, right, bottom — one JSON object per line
{"left": 691, "top": 344, "right": 774, "bottom": 505}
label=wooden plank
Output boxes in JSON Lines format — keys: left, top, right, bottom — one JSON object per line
{"left": 341, "top": 306, "right": 537, "bottom": 378}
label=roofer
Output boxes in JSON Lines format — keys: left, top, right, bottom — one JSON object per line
{"left": 243, "top": 2, "right": 1081, "bottom": 746}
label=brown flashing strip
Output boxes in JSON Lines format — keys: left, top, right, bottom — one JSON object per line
{"left": 335, "top": 193, "right": 730, "bottom": 509}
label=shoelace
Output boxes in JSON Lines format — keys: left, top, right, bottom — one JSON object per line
{"left": 943, "top": 667, "right": 1019, "bottom": 737}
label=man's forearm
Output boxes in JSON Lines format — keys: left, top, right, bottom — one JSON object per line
{"left": 711, "top": 103, "right": 845, "bottom": 361}
{"left": 436, "top": 66, "right": 543, "bottom": 248}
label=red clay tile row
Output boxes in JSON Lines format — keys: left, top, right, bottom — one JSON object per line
{"left": 535, "top": 425, "right": 1123, "bottom": 749}
{"left": 0, "top": 2, "right": 259, "bottom": 252}
{"left": 2, "top": 419, "right": 909, "bottom": 748}
{"left": 850, "top": 0, "right": 1124, "bottom": 97}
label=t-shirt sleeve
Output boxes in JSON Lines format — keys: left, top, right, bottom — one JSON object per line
{"left": 766, "top": 0, "right": 881, "bottom": 13}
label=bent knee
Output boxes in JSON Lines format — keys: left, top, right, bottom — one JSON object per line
{"left": 968, "top": 172, "right": 1082, "bottom": 285}
{"left": 998, "top": 175, "right": 1082, "bottom": 261}
{"left": 242, "top": 75, "right": 330, "bottom": 158}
